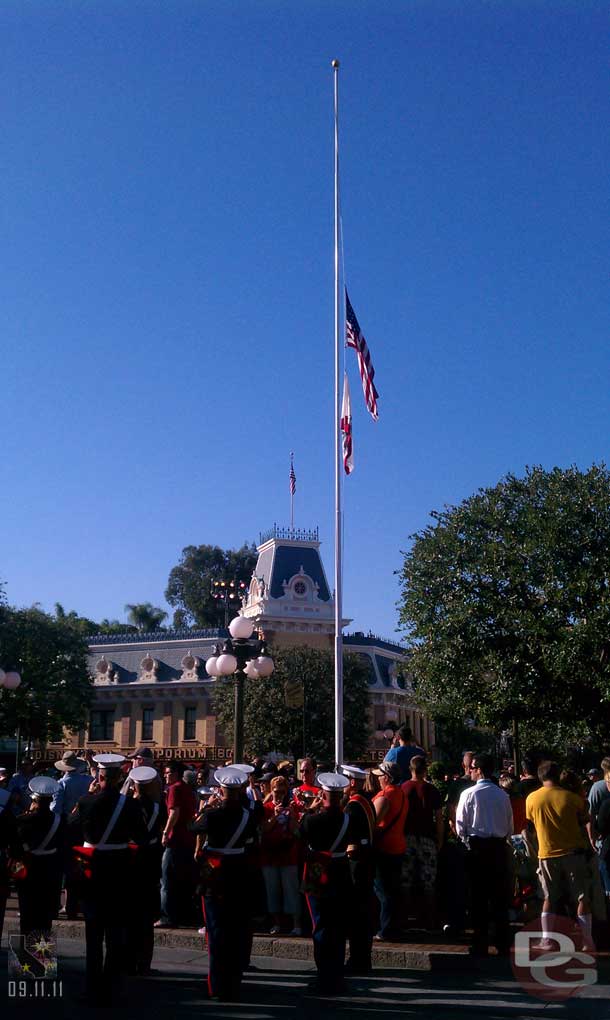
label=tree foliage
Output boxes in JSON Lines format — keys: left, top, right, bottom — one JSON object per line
{"left": 211, "top": 645, "right": 371, "bottom": 764}
{"left": 165, "top": 543, "right": 258, "bottom": 628}
{"left": 124, "top": 602, "right": 167, "bottom": 632}
{"left": 398, "top": 465, "right": 610, "bottom": 748}
{"left": 54, "top": 604, "right": 138, "bottom": 636}
{"left": 0, "top": 605, "right": 94, "bottom": 744}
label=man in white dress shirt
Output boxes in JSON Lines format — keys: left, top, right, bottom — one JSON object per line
{"left": 456, "top": 753, "right": 513, "bottom": 956}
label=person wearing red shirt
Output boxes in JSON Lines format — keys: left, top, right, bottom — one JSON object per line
{"left": 372, "top": 761, "right": 408, "bottom": 941}
{"left": 261, "top": 776, "right": 301, "bottom": 935}
{"left": 156, "top": 761, "right": 196, "bottom": 928}
{"left": 401, "top": 755, "right": 443, "bottom": 931}
{"left": 292, "top": 758, "right": 321, "bottom": 814}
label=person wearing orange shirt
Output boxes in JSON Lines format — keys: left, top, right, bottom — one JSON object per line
{"left": 371, "top": 761, "right": 408, "bottom": 941}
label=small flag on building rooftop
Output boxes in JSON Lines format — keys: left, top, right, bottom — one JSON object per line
{"left": 345, "top": 289, "right": 379, "bottom": 421}
{"left": 341, "top": 373, "right": 354, "bottom": 475}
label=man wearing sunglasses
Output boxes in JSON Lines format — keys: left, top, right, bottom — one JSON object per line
{"left": 455, "top": 754, "right": 513, "bottom": 957}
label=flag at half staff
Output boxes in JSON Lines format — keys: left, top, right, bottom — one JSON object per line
{"left": 345, "top": 289, "right": 379, "bottom": 421}
{"left": 341, "top": 373, "right": 354, "bottom": 475}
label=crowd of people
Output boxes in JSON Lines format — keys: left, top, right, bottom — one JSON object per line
{"left": 0, "top": 723, "right": 609, "bottom": 1004}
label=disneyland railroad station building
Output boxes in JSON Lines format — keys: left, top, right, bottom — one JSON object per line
{"left": 44, "top": 526, "right": 434, "bottom": 764}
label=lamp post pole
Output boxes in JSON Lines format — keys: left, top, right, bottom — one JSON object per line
{"left": 0, "top": 667, "right": 23, "bottom": 771}
{"left": 206, "top": 616, "right": 274, "bottom": 764}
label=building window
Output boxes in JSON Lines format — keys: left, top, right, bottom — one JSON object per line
{"left": 142, "top": 707, "right": 154, "bottom": 742}
{"left": 89, "top": 710, "right": 114, "bottom": 742}
{"left": 184, "top": 706, "right": 196, "bottom": 741}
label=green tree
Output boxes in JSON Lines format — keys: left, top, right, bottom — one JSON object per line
{"left": 398, "top": 464, "right": 610, "bottom": 749}
{"left": 0, "top": 604, "right": 93, "bottom": 745}
{"left": 124, "top": 602, "right": 168, "bottom": 632}
{"left": 211, "top": 645, "right": 371, "bottom": 763}
{"left": 53, "top": 603, "right": 101, "bottom": 636}
{"left": 165, "top": 543, "right": 258, "bottom": 628}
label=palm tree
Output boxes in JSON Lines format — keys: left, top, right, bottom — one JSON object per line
{"left": 124, "top": 603, "right": 167, "bottom": 632}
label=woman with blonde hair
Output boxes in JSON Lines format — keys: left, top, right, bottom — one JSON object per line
{"left": 261, "top": 775, "right": 301, "bottom": 935}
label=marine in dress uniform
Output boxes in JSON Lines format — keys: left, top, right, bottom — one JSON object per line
{"left": 343, "top": 765, "right": 376, "bottom": 973}
{"left": 68, "top": 753, "right": 148, "bottom": 1005}
{"left": 0, "top": 788, "right": 21, "bottom": 943}
{"left": 125, "top": 765, "right": 168, "bottom": 975}
{"left": 16, "top": 777, "right": 65, "bottom": 939}
{"left": 299, "top": 772, "right": 355, "bottom": 996}
{"left": 192, "top": 767, "right": 258, "bottom": 1002}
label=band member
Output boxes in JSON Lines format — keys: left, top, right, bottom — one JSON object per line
{"left": 192, "top": 767, "right": 258, "bottom": 1002}
{"left": 300, "top": 772, "right": 354, "bottom": 996}
{"left": 0, "top": 788, "right": 21, "bottom": 943}
{"left": 15, "top": 777, "right": 64, "bottom": 940}
{"left": 68, "top": 753, "right": 148, "bottom": 1006}
{"left": 343, "top": 764, "right": 376, "bottom": 973}
{"left": 126, "top": 765, "right": 167, "bottom": 975}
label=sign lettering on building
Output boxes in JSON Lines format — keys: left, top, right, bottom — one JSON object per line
{"left": 35, "top": 746, "right": 234, "bottom": 762}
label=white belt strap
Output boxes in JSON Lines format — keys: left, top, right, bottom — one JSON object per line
{"left": 330, "top": 814, "right": 349, "bottom": 853}
{"left": 308, "top": 814, "right": 349, "bottom": 858}
{"left": 225, "top": 809, "right": 249, "bottom": 850}
{"left": 85, "top": 793, "right": 127, "bottom": 851}
{"left": 83, "top": 841, "right": 129, "bottom": 851}
{"left": 147, "top": 802, "right": 160, "bottom": 834}
{"left": 31, "top": 814, "right": 61, "bottom": 856}
{"left": 205, "top": 809, "right": 250, "bottom": 856}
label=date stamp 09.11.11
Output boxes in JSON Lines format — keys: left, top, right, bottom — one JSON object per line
{"left": 7, "top": 933, "right": 63, "bottom": 999}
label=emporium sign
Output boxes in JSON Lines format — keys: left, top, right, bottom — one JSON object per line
{"left": 35, "top": 746, "right": 233, "bottom": 762}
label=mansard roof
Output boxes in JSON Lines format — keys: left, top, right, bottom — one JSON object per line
{"left": 268, "top": 545, "right": 331, "bottom": 601}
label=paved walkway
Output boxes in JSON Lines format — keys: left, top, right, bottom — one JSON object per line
{"left": 2, "top": 938, "right": 609, "bottom": 1020}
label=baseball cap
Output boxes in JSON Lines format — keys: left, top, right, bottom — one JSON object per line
{"left": 372, "top": 761, "right": 402, "bottom": 783}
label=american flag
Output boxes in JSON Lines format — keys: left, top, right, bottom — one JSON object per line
{"left": 341, "top": 374, "right": 354, "bottom": 475}
{"left": 289, "top": 457, "right": 296, "bottom": 495}
{"left": 345, "top": 289, "right": 379, "bottom": 421}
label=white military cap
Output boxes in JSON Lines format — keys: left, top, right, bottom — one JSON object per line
{"left": 0, "top": 789, "right": 11, "bottom": 807}
{"left": 341, "top": 764, "right": 368, "bottom": 780}
{"left": 214, "top": 767, "right": 248, "bottom": 788}
{"left": 130, "top": 766, "right": 158, "bottom": 784}
{"left": 93, "top": 753, "right": 126, "bottom": 767}
{"left": 231, "top": 762, "right": 255, "bottom": 774}
{"left": 29, "top": 776, "right": 61, "bottom": 798}
{"left": 318, "top": 772, "right": 350, "bottom": 792}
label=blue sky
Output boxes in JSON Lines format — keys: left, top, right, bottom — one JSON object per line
{"left": 1, "top": 1, "right": 608, "bottom": 638}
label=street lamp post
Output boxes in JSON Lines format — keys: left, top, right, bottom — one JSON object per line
{"left": 0, "top": 667, "right": 23, "bottom": 771}
{"left": 205, "top": 615, "right": 274, "bottom": 763}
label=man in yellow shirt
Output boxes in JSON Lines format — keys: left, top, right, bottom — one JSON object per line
{"left": 526, "top": 761, "right": 592, "bottom": 951}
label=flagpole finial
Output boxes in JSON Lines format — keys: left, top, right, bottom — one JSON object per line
{"left": 331, "top": 59, "right": 340, "bottom": 68}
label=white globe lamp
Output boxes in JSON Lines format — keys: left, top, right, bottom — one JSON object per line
{"left": 243, "top": 659, "right": 260, "bottom": 679}
{"left": 3, "top": 671, "right": 21, "bottom": 690}
{"left": 253, "top": 655, "right": 274, "bottom": 678}
{"left": 229, "top": 615, "right": 255, "bottom": 641}
{"left": 216, "top": 653, "right": 238, "bottom": 676}
{"left": 205, "top": 655, "right": 220, "bottom": 678}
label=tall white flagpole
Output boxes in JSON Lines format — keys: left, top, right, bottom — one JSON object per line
{"left": 332, "top": 59, "right": 344, "bottom": 769}
{"left": 290, "top": 451, "right": 295, "bottom": 530}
